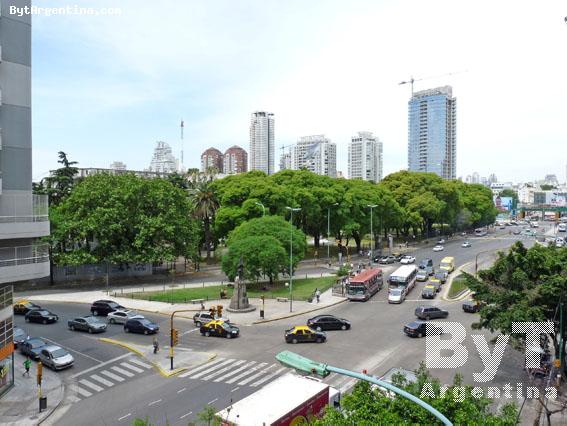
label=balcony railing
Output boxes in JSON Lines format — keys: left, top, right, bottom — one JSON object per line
{"left": 0, "top": 244, "right": 49, "bottom": 268}
{"left": 0, "top": 194, "right": 48, "bottom": 223}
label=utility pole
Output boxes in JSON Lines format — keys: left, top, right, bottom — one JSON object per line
{"left": 327, "top": 203, "right": 338, "bottom": 265}
{"left": 368, "top": 205, "right": 377, "bottom": 263}
{"left": 286, "top": 207, "right": 301, "bottom": 312}
{"left": 180, "top": 119, "right": 184, "bottom": 173}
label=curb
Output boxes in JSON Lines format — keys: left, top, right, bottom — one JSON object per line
{"left": 37, "top": 382, "right": 65, "bottom": 425}
{"left": 98, "top": 337, "right": 215, "bottom": 377}
{"left": 251, "top": 298, "right": 348, "bottom": 325}
{"left": 441, "top": 262, "right": 472, "bottom": 302}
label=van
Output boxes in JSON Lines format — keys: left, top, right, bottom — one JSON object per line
{"left": 418, "top": 258, "right": 434, "bottom": 276}
{"left": 439, "top": 257, "right": 455, "bottom": 274}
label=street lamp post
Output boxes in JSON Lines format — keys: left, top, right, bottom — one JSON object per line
{"left": 368, "top": 205, "right": 377, "bottom": 263}
{"left": 255, "top": 202, "right": 266, "bottom": 216}
{"left": 286, "top": 206, "right": 301, "bottom": 313}
{"left": 327, "top": 203, "right": 338, "bottom": 265}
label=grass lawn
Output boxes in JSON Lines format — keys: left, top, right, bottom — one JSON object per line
{"left": 126, "top": 275, "right": 338, "bottom": 303}
{"left": 448, "top": 274, "right": 468, "bottom": 299}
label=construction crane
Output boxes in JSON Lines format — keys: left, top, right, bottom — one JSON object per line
{"left": 399, "top": 70, "right": 467, "bottom": 96}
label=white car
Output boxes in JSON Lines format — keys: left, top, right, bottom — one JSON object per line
{"left": 400, "top": 255, "right": 416, "bottom": 264}
{"left": 437, "top": 239, "right": 446, "bottom": 245}
{"left": 388, "top": 287, "right": 406, "bottom": 304}
{"left": 107, "top": 310, "right": 144, "bottom": 324}
{"left": 461, "top": 241, "right": 471, "bottom": 248}
{"left": 432, "top": 245, "right": 444, "bottom": 252}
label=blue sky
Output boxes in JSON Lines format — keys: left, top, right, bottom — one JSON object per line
{"left": 32, "top": 0, "right": 567, "bottom": 183}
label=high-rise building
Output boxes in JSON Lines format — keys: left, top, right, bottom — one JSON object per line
{"left": 110, "top": 161, "right": 127, "bottom": 171}
{"left": 201, "top": 148, "right": 224, "bottom": 173}
{"left": 291, "top": 135, "right": 336, "bottom": 178}
{"left": 279, "top": 150, "right": 292, "bottom": 171}
{"left": 0, "top": 0, "right": 50, "bottom": 397}
{"left": 223, "top": 146, "right": 248, "bottom": 174}
{"left": 148, "top": 141, "right": 178, "bottom": 173}
{"left": 348, "top": 131, "right": 383, "bottom": 183}
{"left": 471, "top": 172, "right": 480, "bottom": 184}
{"left": 407, "top": 86, "right": 456, "bottom": 180}
{"left": 249, "top": 111, "right": 275, "bottom": 175}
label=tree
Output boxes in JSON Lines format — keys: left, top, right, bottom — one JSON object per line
{"left": 51, "top": 173, "right": 199, "bottom": 266}
{"left": 221, "top": 235, "right": 287, "bottom": 284}
{"left": 315, "top": 365, "right": 517, "bottom": 425}
{"left": 540, "top": 184, "right": 555, "bottom": 191}
{"left": 195, "top": 405, "right": 220, "bottom": 426}
{"left": 189, "top": 177, "right": 220, "bottom": 262}
{"left": 36, "top": 151, "right": 79, "bottom": 206}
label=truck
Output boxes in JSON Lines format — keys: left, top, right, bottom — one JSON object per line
{"left": 216, "top": 373, "right": 340, "bottom": 426}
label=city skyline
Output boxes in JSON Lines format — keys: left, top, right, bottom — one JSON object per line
{"left": 31, "top": 1, "right": 567, "bottom": 183}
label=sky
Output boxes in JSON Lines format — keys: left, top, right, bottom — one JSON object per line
{"left": 31, "top": 0, "right": 567, "bottom": 183}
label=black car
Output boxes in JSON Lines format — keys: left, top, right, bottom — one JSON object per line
{"left": 124, "top": 318, "right": 159, "bottom": 335}
{"left": 432, "top": 270, "right": 448, "bottom": 284}
{"left": 20, "top": 337, "right": 47, "bottom": 360}
{"left": 68, "top": 316, "right": 107, "bottom": 334}
{"left": 378, "top": 255, "right": 397, "bottom": 264}
{"left": 13, "top": 301, "right": 41, "bottom": 315}
{"left": 285, "top": 326, "right": 327, "bottom": 344}
{"left": 404, "top": 321, "right": 443, "bottom": 338}
{"left": 90, "top": 300, "right": 125, "bottom": 317}
{"left": 414, "top": 306, "right": 449, "bottom": 320}
{"left": 200, "top": 320, "right": 240, "bottom": 338}
{"left": 13, "top": 327, "right": 28, "bottom": 347}
{"left": 25, "top": 309, "right": 58, "bottom": 324}
{"left": 307, "top": 315, "right": 351, "bottom": 331}
{"left": 462, "top": 300, "right": 481, "bottom": 313}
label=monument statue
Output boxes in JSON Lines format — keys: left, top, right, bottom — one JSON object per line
{"left": 228, "top": 256, "right": 256, "bottom": 313}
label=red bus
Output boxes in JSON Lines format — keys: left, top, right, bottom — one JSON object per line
{"left": 347, "top": 268, "right": 383, "bottom": 301}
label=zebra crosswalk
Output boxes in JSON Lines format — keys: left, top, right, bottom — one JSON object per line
{"left": 67, "top": 356, "right": 153, "bottom": 402}
{"left": 178, "top": 357, "right": 291, "bottom": 387}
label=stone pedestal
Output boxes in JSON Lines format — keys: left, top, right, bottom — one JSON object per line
{"left": 227, "top": 277, "right": 256, "bottom": 313}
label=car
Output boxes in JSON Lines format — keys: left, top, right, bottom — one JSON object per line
{"left": 193, "top": 312, "right": 230, "bottom": 327}
{"left": 461, "top": 241, "right": 471, "bottom": 248}
{"left": 391, "top": 252, "right": 404, "bottom": 261}
{"left": 432, "top": 245, "right": 444, "bottom": 252}
{"left": 462, "top": 300, "right": 482, "bottom": 313}
{"left": 513, "top": 228, "right": 521, "bottom": 235}
{"left": 25, "top": 309, "right": 58, "bottom": 324}
{"left": 200, "top": 320, "right": 240, "bottom": 338}
{"left": 429, "top": 281, "right": 442, "bottom": 293}
{"left": 437, "top": 239, "right": 446, "bottom": 245}
{"left": 414, "top": 306, "right": 449, "bottom": 320}
{"left": 499, "top": 225, "right": 506, "bottom": 230}
{"left": 388, "top": 287, "right": 406, "bottom": 304}
{"left": 68, "top": 316, "right": 107, "bottom": 333}
{"left": 421, "top": 285, "right": 437, "bottom": 299}
{"left": 39, "top": 345, "right": 74, "bottom": 370}
{"left": 378, "top": 255, "right": 397, "bottom": 264}
{"left": 403, "top": 321, "right": 443, "bottom": 338}
{"left": 13, "top": 326, "right": 28, "bottom": 348}
{"left": 20, "top": 337, "right": 47, "bottom": 360}
{"left": 400, "top": 255, "right": 416, "bottom": 264}
{"left": 13, "top": 300, "right": 41, "bottom": 315}
{"left": 418, "top": 258, "right": 435, "bottom": 276}
{"left": 431, "top": 270, "right": 448, "bottom": 285}
{"left": 284, "top": 326, "right": 326, "bottom": 344}
{"left": 307, "top": 315, "right": 351, "bottom": 331}
{"left": 416, "top": 269, "right": 429, "bottom": 282}
{"left": 90, "top": 300, "right": 126, "bottom": 316}
{"left": 107, "top": 310, "right": 144, "bottom": 325}
{"left": 124, "top": 318, "right": 159, "bottom": 335}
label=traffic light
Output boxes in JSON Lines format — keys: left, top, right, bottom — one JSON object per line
{"left": 209, "top": 306, "right": 216, "bottom": 318}
{"left": 171, "top": 329, "right": 179, "bottom": 346}
{"left": 37, "top": 362, "right": 43, "bottom": 386}
{"left": 216, "top": 305, "right": 223, "bottom": 318}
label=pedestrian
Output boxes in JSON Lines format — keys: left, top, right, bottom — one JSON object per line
{"left": 315, "top": 288, "right": 321, "bottom": 303}
{"left": 153, "top": 338, "right": 159, "bottom": 354}
{"left": 23, "top": 356, "right": 31, "bottom": 377}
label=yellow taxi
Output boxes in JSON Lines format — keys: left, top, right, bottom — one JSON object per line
{"left": 284, "top": 325, "right": 326, "bottom": 344}
{"left": 13, "top": 299, "right": 41, "bottom": 315}
{"left": 421, "top": 285, "right": 437, "bottom": 299}
{"left": 200, "top": 319, "right": 240, "bottom": 339}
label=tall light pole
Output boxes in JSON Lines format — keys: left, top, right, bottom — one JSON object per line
{"left": 327, "top": 203, "right": 338, "bottom": 265}
{"left": 368, "top": 205, "right": 377, "bottom": 263}
{"left": 255, "top": 202, "right": 265, "bottom": 216}
{"left": 286, "top": 206, "right": 301, "bottom": 313}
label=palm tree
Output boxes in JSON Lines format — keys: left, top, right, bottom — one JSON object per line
{"left": 189, "top": 175, "right": 219, "bottom": 262}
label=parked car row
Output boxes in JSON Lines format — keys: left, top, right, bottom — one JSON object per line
{"left": 15, "top": 329, "right": 75, "bottom": 371}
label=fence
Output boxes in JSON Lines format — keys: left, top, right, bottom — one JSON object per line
{"left": 53, "top": 262, "right": 152, "bottom": 282}
{"left": 0, "top": 194, "right": 48, "bottom": 223}
{"left": 0, "top": 244, "right": 49, "bottom": 268}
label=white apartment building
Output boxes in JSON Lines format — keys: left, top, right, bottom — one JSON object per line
{"left": 249, "top": 111, "right": 275, "bottom": 175}
{"left": 290, "top": 135, "right": 336, "bottom": 178}
{"left": 148, "top": 141, "right": 178, "bottom": 173}
{"left": 348, "top": 131, "right": 383, "bottom": 183}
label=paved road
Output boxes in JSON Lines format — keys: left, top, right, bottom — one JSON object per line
{"left": 25, "top": 227, "right": 544, "bottom": 425}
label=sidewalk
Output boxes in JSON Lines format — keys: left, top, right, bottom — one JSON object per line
{"left": 0, "top": 354, "right": 64, "bottom": 426}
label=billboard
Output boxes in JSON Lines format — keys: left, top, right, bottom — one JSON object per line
{"left": 494, "top": 196, "right": 513, "bottom": 212}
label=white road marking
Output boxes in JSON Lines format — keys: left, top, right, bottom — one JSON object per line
{"left": 188, "top": 359, "right": 235, "bottom": 379}
{"left": 148, "top": 399, "right": 162, "bottom": 406}
{"left": 111, "top": 366, "right": 134, "bottom": 377}
{"left": 177, "top": 387, "right": 187, "bottom": 394}
{"left": 127, "top": 358, "right": 152, "bottom": 369}
{"left": 250, "top": 367, "right": 287, "bottom": 387}
{"left": 208, "top": 398, "right": 218, "bottom": 405}
{"left": 67, "top": 395, "right": 81, "bottom": 403}
{"left": 180, "top": 411, "right": 193, "bottom": 419}
{"left": 90, "top": 374, "right": 114, "bottom": 387}
{"left": 237, "top": 364, "right": 275, "bottom": 385}
{"left": 120, "top": 362, "right": 144, "bottom": 373}
{"left": 71, "top": 353, "right": 132, "bottom": 379}
{"left": 79, "top": 379, "right": 104, "bottom": 392}
{"left": 43, "top": 337, "right": 102, "bottom": 363}
{"left": 214, "top": 361, "right": 256, "bottom": 382}
{"left": 201, "top": 360, "right": 246, "bottom": 381}
{"left": 118, "top": 413, "right": 131, "bottom": 422}
{"left": 101, "top": 370, "right": 125, "bottom": 382}
{"left": 182, "top": 329, "right": 199, "bottom": 336}
{"left": 225, "top": 362, "right": 268, "bottom": 384}
{"left": 230, "top": 387, "right": 240, "bottom": 393}
{"left": 76, "top": 387, "right": 93, "bottom": 398}
{"left": 178, "top": 358, "right": 226, "bottom": 378}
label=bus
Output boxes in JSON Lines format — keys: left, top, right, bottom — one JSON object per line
{"left": 474, "top": 228, "right": 487, "bottom": 237}
{"left": 347, "top": 268, "right": 383, "bottom": 301}
{"left": 388, "top": 265, "right": 418, "bottom": 293}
